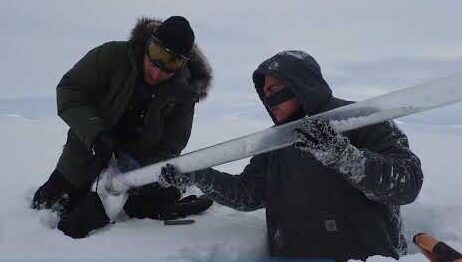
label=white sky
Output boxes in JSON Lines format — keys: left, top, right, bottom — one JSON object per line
{"left": 1, "top": 0, "right": 461, "bottom": 119}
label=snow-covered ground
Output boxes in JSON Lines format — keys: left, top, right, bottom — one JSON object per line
{"left": 0, "top": 110, "right": 461, "bottom": 261}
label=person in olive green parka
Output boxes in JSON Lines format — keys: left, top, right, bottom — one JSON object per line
{"left": 31, "top": 16, "right": 212, "bottom": 228}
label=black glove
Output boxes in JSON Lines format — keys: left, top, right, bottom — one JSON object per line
{"left": 31, "top": 170, "right": 87, "bottom": 215}
{"left": 158, "top": 164, "right": 195, "bottom": 192}
{"left": 123, "top": 183, "right": 181, "bottom": 219}
{"left": 123, "top": 183, "right": 213, "bottom": 220}
{"left": 91, "top": 132, "right": 115, "bottom": 170}
{"left": 159, "top": 195, "right": 213, "bottom": 220}
{"left": 57, "top": 192, "right": 110, "bottom": 239}
{"left": 294, "top": 118, "right": 352, "bottom": 166}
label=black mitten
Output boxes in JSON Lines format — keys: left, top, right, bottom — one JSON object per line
{"left": 57, "top": 192, "right": 110, "bottom": 239}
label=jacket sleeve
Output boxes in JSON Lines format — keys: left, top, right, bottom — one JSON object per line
{"left": 335, "top": 121, "right": 423, "bottom": 205}
{"left": 192, "top": 155, "right": 268, "bottom": 212}
{"left": 138, "top": 101, "right": 195, "bottom": 166}
{"left": 56, "top": 43, "right": 116, "bottom": 150}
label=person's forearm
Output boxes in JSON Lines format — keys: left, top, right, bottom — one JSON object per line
{"left": 334, "top": 145, "right": 423, "bottom": 205}
{"left": 194, "top": 168, "right": 264, "bottom": 212}
{"left": 57, "top": 102, "right": 108, "bottom": 150}
{"left": 56, "top": 44, "right": 111, "bottom": 149}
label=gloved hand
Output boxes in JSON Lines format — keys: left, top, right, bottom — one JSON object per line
{"left": 159, "top": 195, "right": 213, "bottom": 220}
{"left": 91, "top": 132, "right": 115, "bottom": 170}
{"left": 158, "top": 164, "right": 195, "bottom": 192}
{"left": 123, "top": 183, "right": 213, "bottom": 220}
{"left": 57, "top": 192, "right": 109, "bottom": 239}
{"left": 294, "top": 118, "right": 351, "bottom": 167}
{"left": 31, "top": 170, "right": 87, "bottom": 215}
{"left": 123, "top": 183, "right": 181, "bottom": 219}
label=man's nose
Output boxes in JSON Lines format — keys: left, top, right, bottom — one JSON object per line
{"left": 151, "top": 66, "right": 163, "bottom": 77}
{"left": 152, "top": 65, "right": 173, "bottom": 79}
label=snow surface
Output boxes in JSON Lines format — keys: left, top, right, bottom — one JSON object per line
{"left": 0, "top": 113, "right": 461, "bottom": 262}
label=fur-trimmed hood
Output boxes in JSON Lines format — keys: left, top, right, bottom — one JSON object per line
{"left": 130, "top": 17, "right": 212, "bottom": 100}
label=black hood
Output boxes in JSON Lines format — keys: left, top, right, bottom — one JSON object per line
{"left": 253, "top": 50, "right": 333, "bottom": 124}
{"left": 129, "top": 17, "right": 212, "bottom": 101}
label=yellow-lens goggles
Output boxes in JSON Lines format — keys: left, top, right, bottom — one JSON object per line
{"left": 146, "top": 37, "right": 188, "bottom": 73}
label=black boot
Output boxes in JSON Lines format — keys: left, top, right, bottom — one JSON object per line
{"left": 57, "top": 192, "right": 109, "bottom": 238}
{"left": 31, "top": 170, "right": 88, "bottom": 215}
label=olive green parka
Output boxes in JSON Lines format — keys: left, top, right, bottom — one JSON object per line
{"left": 55, "top": 18, "right": 212, "bottom": 187}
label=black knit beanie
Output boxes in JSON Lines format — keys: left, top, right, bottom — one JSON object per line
{"left": 153, "top": 16, "right": 195, "bottom": 57}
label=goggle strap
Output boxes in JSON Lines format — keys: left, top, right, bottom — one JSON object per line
{"left": 149, "top": 36, "right": 189, "bottom": 61}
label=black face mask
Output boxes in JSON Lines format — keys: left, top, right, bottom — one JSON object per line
{"left": 264, "top": 88, "right": 296, "bottom": 107}
{"left": 278, "top": 107, "right": 306, "bottom": 124}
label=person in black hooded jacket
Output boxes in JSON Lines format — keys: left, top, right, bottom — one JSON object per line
{"left": 159, "top": 50, "right": 423, "bottom": 261}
